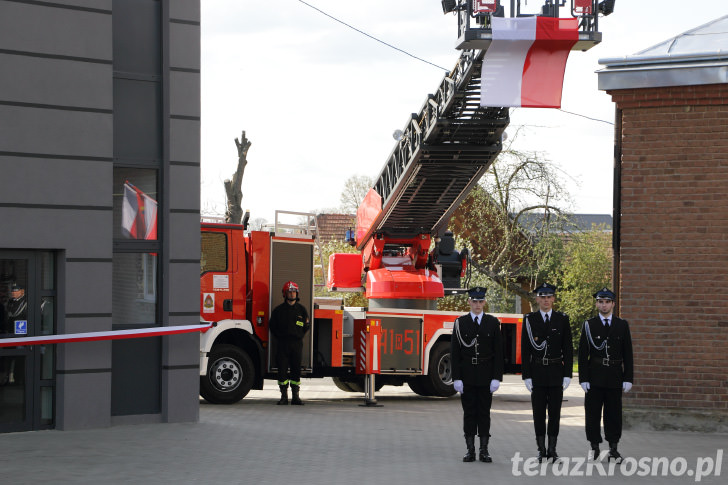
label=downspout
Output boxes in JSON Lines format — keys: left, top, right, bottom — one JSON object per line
{"left": 612, "top": 104, "right": 622, "bottom": 311}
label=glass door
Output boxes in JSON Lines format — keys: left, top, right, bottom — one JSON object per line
{"left": 0, "top": 251, "right": 55, "bottom": 432}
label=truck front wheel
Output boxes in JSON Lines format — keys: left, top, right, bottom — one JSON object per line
{"left": 200, "top": 344, "right": 255, "bottom": 404}
{"left": 426, "top": 342, "right": 457, "bottom": 397}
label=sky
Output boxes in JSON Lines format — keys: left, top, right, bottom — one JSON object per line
{"left": 200, "top": 0, "right": 727, "bottom": 224}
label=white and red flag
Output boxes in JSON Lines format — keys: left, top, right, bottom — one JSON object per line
{"left": 122, "top": 181, "right": 158, "bottom": 239}
{"left": 480, "top": 16, "right": 578, "bottom": 108}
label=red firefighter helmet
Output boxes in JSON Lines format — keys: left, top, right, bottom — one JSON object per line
{"left": 282, "top": 280, "right": 299, "bottom": 298}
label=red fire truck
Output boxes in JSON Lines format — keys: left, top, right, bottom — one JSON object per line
{"left": 199, "top": 214, "right": 523, "bottom": 404}
{"left": 199, "top": 0, "right": 607, "bottom": 404}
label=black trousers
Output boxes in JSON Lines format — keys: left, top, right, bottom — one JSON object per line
{"left": 584, "top": 386, "right": 622, "bottom": 444}
{"left": 531, "top": 385, "right": 564, "bottom": 436}
{"left": 460, "top": 384, "right": 493, "bottom": 437}
{"left": 276, "top": 339, "right": 303, "bottom": 386}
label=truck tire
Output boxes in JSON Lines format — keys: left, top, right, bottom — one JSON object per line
{"left": 425, "top": 342, "right": 457, "bottom": 397}
{"left": 200, "top": 344, "right": 255, "bottom": 404}
{"left": 407, "top": 375, "right": 434, "bottom": 396}
{"left": 332, "top": 377, "right": 358, "bottom": 392}
{"left": 332, "top": 376, "right": 384, "bottom": 393}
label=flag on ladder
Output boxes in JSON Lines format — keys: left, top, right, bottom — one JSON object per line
{"left": 480, "top": 16, "right": 578, "bottom": 108}
{"left": 122, "top": 181, "right": 158, "bottom": 239}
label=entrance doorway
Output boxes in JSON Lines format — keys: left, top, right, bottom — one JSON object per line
{"left": 0, "top": 251, "right": 56, "bottom": 432}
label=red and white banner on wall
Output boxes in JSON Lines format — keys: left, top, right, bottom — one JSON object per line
{"left": 122, "top": 181, "right": 158, "bottom": 240}
{"left": 0, "top": 323, "right": 212, "bottom": 348}
{"left": 480, "top": 16, "right": 578, "bottom": 108}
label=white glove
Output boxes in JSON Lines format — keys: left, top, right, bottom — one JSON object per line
{"left": 453, "top": 380, "right": 463, "bottom": 393}
{"left": 622, "top": 382, "right": 632, "bottom": 393}
{"left": 490, "top": 379, "right": 500, "bottom": 393}
{"left": 562, "top": 377, "right": 571, "bottom": 390}
{"left": 524, "top": 378, "right": 533, "bottom": 392}
{"left": 581, "top": 382, "right": 590, "bottom": 392}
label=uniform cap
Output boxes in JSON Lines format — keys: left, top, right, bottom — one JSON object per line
{"left": 533, "top": 283, "right": 556, "bottom": 296}
{"left": 467, "top": 287, "right": 486, "bottom": 300}
{"left": 593, "top": 287, "right": 616, "bottom": 300}
{"left": 10, "top": 283, "right": 22, "bottom": 292}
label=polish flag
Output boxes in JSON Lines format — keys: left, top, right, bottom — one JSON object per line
{"left": 122, "top": 181, "right": 158, "bottom": 239}
{"left": 480, "top": 16, "right": 578, "bottom": 108}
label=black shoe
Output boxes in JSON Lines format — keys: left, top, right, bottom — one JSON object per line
{"left": 276, "top": 385, "right": 288, "bottom": 405}
{"left": 536, "top": 436, "right": 547, "bottom": 463}
{"left": 547, "top": 435, "right": 559, "bottom": 462}
{"left": 463, "top": 436, "right": 476, "bottom": 462}
{"left": 608, "top": 442, "right": 623, "bottom": 463}
{"left": 479, "top": 437, "right": 492, "bottom": 463}
{"left": 590, "top": 442, "right": 601, "bottom": 461}
{"left": 290, "top": 385, "right": 303, "bottom": 405}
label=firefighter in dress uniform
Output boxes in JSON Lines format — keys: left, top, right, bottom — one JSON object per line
{"left": 451, "top": 287, "right": 504, "bottom": 463}
{"left": 269, "top": 281, "right": 310, "bottom": 405}
{"left": 521, "top": 283, "right": 573, "bottom": 462}
{"left": 2, "top": 283, "right": 28, "bottom": 385}
{"left": 578, "top": 288, "right": 634, "bottom": 462}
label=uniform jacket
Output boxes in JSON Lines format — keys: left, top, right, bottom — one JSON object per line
{"left": 521, "top": 311, "right": 573, "bottom": 386}
{"left": 451, "top": 313, "right": 504, "bottom": 386}
{"left": 269, "top": 301, "right": 310, "bottom": 341}
{"left": 578, "top": 315, "right": 634, "bottom": 389}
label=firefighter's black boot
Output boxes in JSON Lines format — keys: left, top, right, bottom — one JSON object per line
{"left": 547, "top": 435, "right": 559, "bottom": 461}
{"left": 290, "top": 385, "right": 303, "bottom": 405}
{"left": 462, "top": 435, "right": 476, "bottom": 462}
{"left": 590, "top": 442, "right": 601, "bottom": 461}
{"left": 536, "top": 435, "right": 547, "bottom": 463}
{"left": 608, "top": 442, "right": 622, "bottom": 463}
{"left": 277, "top": 385, "right": 288, "bottom": 405}
{"left": 479, "top": 436, "right": 492, "bottom": 463}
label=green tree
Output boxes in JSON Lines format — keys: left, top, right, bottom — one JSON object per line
{"left": 554, "top": 224, "right": 613, "bottom": 348}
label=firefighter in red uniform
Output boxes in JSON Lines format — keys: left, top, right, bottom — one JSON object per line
{"left": 579, "top": 288, "right": 634, "bottom": 462}
{"left": 451, "top": 287, "right": 504, "bottom": 463}
{"left": 270, "top": 281, "right": 310, "bottom": 405}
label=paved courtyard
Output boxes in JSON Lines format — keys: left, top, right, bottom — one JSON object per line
{"left": 1, "top": 375, "right": 725, "bottom": 484}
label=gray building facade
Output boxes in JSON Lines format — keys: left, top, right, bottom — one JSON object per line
{"left": 0, "top": 0, "right": 201, "bottom": 431}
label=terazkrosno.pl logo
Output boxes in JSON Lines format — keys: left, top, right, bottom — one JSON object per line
{"left": 511, "top": 450, "right": 723, "bottom": 482}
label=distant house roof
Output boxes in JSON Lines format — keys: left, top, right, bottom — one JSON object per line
{"left": 518, "top": 213, "right": 612, "bottom": 233}
{"left": 598, "top": 15, "right": 728, "bottom": 90}
{"left": 316, "top": 213, "right": 355, "bottom": 243}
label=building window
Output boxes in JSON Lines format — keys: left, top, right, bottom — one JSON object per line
{"left": 112, "top": 253, "right": 158, "bottom": 326}
{"left": 113, "top": 168, "right": 158, "bottom": 241}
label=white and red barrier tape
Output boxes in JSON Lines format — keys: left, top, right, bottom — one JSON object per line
{"left": 0, "top": 323, "right": 213, "bottom": 348}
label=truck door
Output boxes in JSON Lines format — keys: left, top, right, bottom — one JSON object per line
{"left": 200, "top": 230, "right": 233, "bottom": 321}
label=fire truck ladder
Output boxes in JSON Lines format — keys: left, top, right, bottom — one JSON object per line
{"left": 359, "top": 48, "right": 508, "bottom": 248}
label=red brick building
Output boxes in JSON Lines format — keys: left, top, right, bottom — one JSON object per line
{"left": 598, "top": 16, "right": 728, "bottom": 430}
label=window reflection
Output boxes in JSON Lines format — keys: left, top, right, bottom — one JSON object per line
{"left": 113, "top": 168, "right": 158, "bottom": 241}
{"left": 112, "top": 253, "right": 158, "bottom": 326}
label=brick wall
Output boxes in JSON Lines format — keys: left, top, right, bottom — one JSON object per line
{"left": 608, "top": 83, "right": 728, "bottom": 414}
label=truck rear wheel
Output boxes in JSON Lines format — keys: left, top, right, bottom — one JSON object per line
{"left": 200, "top": 344, "right": 255, "bottom": 404}
{"left": 425, "top": 342, "right": 457, "bottom": 397}
{"left": 407, "top": 376, "right": 434, "bottom": 396}
{"left": 331, "top": 376, "right": 383, "bottom": 393}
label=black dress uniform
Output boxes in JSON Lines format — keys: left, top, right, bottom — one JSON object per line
{"left": 578, "top": 288, "right": 634, "bottom": 461}
{"left": 522, "top": 306, "right": 573, "bottom": 460}
{"left": 451, "top": 290, "right": 504, "bottom": 463}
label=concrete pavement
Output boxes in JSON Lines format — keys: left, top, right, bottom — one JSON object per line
{"left": 1, "top": 375, "right": 725, "bottom": 484}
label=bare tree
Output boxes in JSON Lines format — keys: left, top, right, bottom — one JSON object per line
{"left": 339, "top": 175, "right": 373, "bottom": 214}
{"left": 449, "top": 136, "right": 574, "bottom": 307}
{"left": 224, "top": 131, "right": 251, "bottom": 224}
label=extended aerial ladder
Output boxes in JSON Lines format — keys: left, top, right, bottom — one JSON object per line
{"left": 328, "top": 0, "right": 610, "bottom": 307}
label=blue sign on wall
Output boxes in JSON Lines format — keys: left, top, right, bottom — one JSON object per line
{"left": 15, "top": 320, "right": 28, "bottom": 335}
